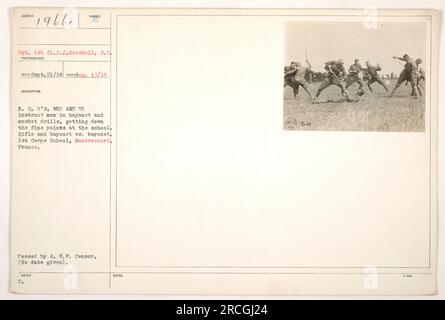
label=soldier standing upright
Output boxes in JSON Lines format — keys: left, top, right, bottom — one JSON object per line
{"left": 345, "top": 59, "right": 364, "bottom": 95}
{"left": 389, "top": 54, "right": 418, "bottom": 97}
{"left": 315, "top": 59, "right": 351, "bottom": 100}
{"left": 414, "top": 58, "right": 425, "bottom": 96}
{"left": 364, "top": 61, "right": 389, "bottom": 92}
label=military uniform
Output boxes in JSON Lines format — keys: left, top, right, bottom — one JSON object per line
{"left": 364, "top": 64, "right": 388, "bottom": 92}
{"left": 345, "top": 63, "right": 364, "bottom": 91}
{"left": 396, "top": 58, "right": 417, "bottom": 85}
{"left": 293, "top": 66, "right": 312, "bottom": 97}
{"left": 316, "top": 60, "right": 350, "bottom": 99}
{"left": 416, "top": 68, "right": 426, "bottom": 96}
{"left": 284, "top": 64, "right": 312, "bottom": 98}
{"left": 284, "top": 65, "right": 300, "bottom": 98}
{"left": 390, "top": 56, "right": 418, "bottom": 97}
{"left": 284, "top": 65, "right": 297, "bottom": 85}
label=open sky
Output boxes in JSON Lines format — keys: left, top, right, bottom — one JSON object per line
{"left": 285, "top": 21, "right": 426, "bottom": 75}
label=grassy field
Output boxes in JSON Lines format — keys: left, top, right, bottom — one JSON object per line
{"left": 283, "top": 79, "right": 425, "bottom": 132}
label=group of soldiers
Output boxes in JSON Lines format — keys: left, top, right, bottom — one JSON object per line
{"left": 284, "top": 54, "right": 426, "bottom": 102}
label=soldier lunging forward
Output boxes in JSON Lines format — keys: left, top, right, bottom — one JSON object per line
{"left": 363, "top": 61, "right": 389, "bottom": 92}
{"left": 315, "top": 59, "right": 351, "bottom": 100}
{"left": 284, "top": 61, "right": 300, "bottom": 98}
{"left": 284, "top": 61, "right": 313, "bottom": 99}
{"left": 389, "top": 54, "right": 418, "bottom": 98}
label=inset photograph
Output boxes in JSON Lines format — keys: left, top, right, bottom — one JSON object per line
{"left": 283, "top": 21, "right": 426, "bottom": 131}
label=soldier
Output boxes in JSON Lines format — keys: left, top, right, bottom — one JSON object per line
{"left": 345, "top": 59, "right": 364, "bottom": 95}
{"left": 284, "top": 61, "right": 313, "bottom": 98}
{"left": 415, "top": 58, "right": 425, "bottom": 96}
{"left": 293, "top": 61, "right": 313, "bottom": 98}
{"left": 364, "top": 61, "right": 388, "bottom": 92}
{"left": 389, "top": 54, "right": 418, "bottom": 97}
{"left": 402, "top": 58, "right": 423, "bottom": 91}
{"left": 315, "top": 59, "right": 351, "bottom": 100}
{"left": 284, "top": 62, "right": 300, "bottom": 98}
{"left": 415, "top": 67, "right": 425, "bottom": 96}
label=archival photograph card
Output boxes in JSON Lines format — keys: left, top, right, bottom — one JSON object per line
{"left": 10, "top": 8, "right": 439, "bottom": 295}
